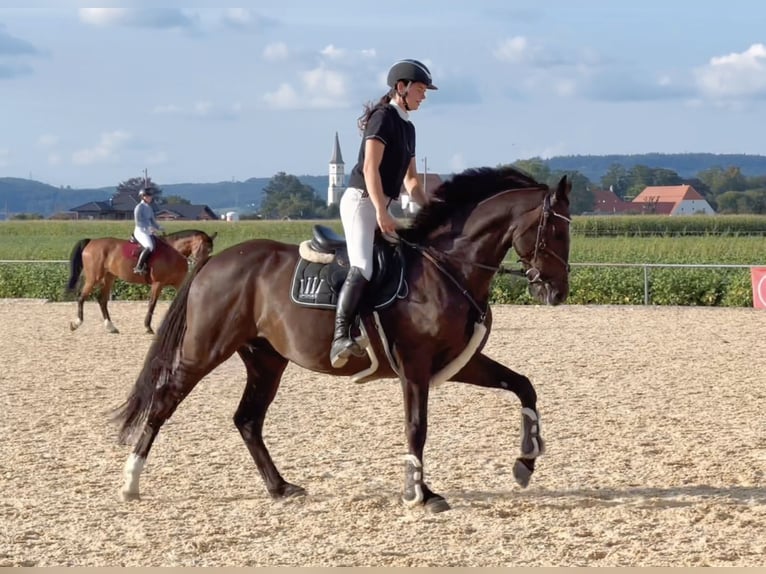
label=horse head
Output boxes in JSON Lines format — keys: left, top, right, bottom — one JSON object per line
{"left": 510, "top": 175, "right": 571, "bottom": 305}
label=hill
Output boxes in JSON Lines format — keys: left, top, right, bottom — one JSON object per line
{"left": 545, "top": 153, "right": 766, "bottom": 181}
{"left": 3, "top": 153, "right": 766, "bottom": 217}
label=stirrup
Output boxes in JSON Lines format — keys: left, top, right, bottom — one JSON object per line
{"left": 330, "top": 337, "right": 364, "bottom": 368}
{"left": 133, "top": 266, "right": 146, "bottom": 275}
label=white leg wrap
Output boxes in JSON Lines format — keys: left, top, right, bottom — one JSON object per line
{"left": 520, "top": 407, "right": 542, "bottom": 459}
{"left": 401, "top": 454, "right": 424, "bottom": 507}
{"left": 122, "top": 454, "right": 145, "bottom": 498}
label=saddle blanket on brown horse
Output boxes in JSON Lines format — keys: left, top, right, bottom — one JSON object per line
{"left": 290, "top": 238, "right": 407, "bottom": 311}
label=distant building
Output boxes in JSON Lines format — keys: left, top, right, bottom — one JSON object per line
{"left": 327, "top": 132, "right": 345, "bottom": 206}
{"left": 633, "top": 184, "right": 715, "bottom": 215}
{"left": 589, "top": 185, "right": 715, "bottom": 216}
{"left": 67, "top": 188, "right": 217, "bottom": 221}
{"left": 590, "top": 188, "right": 640, "bottom": 214}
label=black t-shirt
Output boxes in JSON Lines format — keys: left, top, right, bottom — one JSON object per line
{"left": 347, "top": 104, "right": 416, "bottom": 200}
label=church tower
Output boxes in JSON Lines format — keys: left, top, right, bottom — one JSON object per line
{"left": 327, "top": 132, "right": 345, "bottom": 206}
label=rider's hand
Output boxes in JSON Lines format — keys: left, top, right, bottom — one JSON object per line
{"left": 376, "top": 211, "right": 398, "bottom": 235}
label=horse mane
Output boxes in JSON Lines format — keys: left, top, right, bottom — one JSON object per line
{"left": 398, "top": 165, "right": 546, "bottom": 243}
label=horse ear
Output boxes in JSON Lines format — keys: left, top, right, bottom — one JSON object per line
{"left": 553, "top": 175, "right": 570, "bottom": 205}
{"left": 210, "top": 231, "right": 218, "bottom": 240}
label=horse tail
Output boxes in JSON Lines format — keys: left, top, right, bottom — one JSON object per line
{"left": 66, "top": 238, "right": 90, "bottom": 292}
{"left": 112, "top": 254, "right": 212, "bottom": 444}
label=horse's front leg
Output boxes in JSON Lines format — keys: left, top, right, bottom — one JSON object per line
{"left": 400, "top": 374, "right": 450, "bottom": 513}
{"left": 450, "top": 352, "right": 545, "bottom": 488}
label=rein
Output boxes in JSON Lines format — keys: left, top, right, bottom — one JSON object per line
{"left": 398, "top": 236, "right": 490, "bottom": 323}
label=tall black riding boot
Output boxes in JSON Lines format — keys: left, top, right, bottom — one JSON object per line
{"left": 133, "top": 247, "right": 151, "bottom": 275}
{"left": 330, "top": 266, "right": 369, "bottom": 368}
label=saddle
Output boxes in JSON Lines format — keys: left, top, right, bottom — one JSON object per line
{"left": 290, "top": 225, "right": 407, "bottom": 311}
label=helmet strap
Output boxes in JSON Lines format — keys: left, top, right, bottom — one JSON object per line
{"left": 397, "top": 81, "right": 412, "bottom": 111}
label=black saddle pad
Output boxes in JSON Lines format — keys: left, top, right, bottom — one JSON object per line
{"left": 290, "top": 241, "right": 406, "bottom": 310}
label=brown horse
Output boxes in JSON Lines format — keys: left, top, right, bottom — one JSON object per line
{"left": 67, "top": 229, "right": 216, "bottom": 334}
{"left": 114, "top": 166, "right": 571, "bottom": 512}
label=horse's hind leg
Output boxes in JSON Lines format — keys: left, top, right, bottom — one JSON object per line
{"left": 97, "top": 275, "right": 119, "bottom": 333}
{"left": 144, "top": 283, "right": 162, "bottom": 334}
{"left": 70, "top": 276, "right": 98, "bottom": 331}
{"left": 450, "top": 352, "right": 544, "bottom": 488}
{"left": 121, "top": 362, "right": 207, "bottom": 501}
{"left": 234, "top": 343, "right": 304, "bottom": 499}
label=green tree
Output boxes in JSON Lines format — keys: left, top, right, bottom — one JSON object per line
{"left": 510, "top": 159, "right": 594, "bottom": 214}
{"left": 164, "top": 195, "right": 191, "bottom": 205}
{"left": 116, "top": 176, "right": 163, "bottom": 201}
{"left": 259, "top": 172, "right": 323, "bottom": 219}
{"left": 600, "top": 164, "right": 629, "bottom": 198}
{"left": 511, "top": 158, "right": 551, "bottom": 183}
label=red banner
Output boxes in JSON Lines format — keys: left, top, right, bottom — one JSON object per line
{"left": 751, "top": 267, "right": 766, "bottom": 309}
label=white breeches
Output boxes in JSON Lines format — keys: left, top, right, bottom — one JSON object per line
{"left": 339, "top": 187, "right": 390, "bottom": 281}
{"left": 134, "top": 229, "right": 155, "bottom": 251}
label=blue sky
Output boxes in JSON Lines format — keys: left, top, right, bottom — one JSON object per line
{"left": 2, "top": 1, "right": 765, "bottom": 188}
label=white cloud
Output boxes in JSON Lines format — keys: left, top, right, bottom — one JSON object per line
{"left": 494, "top": 36, "right": 529, "bottom": 64}
{"left": 78, "top": 8, "right": 130, "bottom": 27}
{"left": 263, "top": 42, "right": 289, "bottom": 61}
{"left": 47, "top": 152, "right": 61, "bottom": 166}
{"left": 221, "top": 8, "right": 275, "bottom": 33}
{"left": 321, "top": 44, "right": 344, "bottom": 59}
{"left": 72, "top": 130, "right": 131, "bottom": 165}
{"left": 262, "top": 66, "right": 350, "bottom": 110}
{"left": 695, "top": 43, "right": 766, "bottom": 100}
{"left": 78, "top": 8, "right": 197, "bottom": 30}
{"left": 262, "top": 83, "right": 300, "bottom": 109}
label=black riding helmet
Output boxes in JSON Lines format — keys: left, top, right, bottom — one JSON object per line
{"left": 386, "top": 59, "right": 438, "bottom": 90}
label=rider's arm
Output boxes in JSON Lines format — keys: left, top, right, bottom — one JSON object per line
{"left": 362, "top": 138, "right": 397, "bottom": 235}
{"left": 403, "top": 156, "right": 428, "bottom": 207}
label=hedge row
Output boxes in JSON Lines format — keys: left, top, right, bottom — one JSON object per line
{"left": 1, "top": 262, "right": 753, "bottom": 307}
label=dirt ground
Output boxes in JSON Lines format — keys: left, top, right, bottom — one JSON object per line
{"left": 0, "top": 299, "right": 764, "bottom": 566}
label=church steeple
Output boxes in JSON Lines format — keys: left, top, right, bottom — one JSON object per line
{"left": 327, "top": 131, "right": 345, "bottom": 206}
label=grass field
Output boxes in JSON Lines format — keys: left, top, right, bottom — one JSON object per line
{"left": 0, "top": 219, "right": 764, "bottom": 264}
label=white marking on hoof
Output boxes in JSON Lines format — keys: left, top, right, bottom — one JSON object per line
{"left": 70, "top": 318, "right": 82, "bottom": 331}
{"left": 122, "top": 454, "right": 145, "bottom": 501}
{"left": 104, "top": 319, "right": 119, "bottom": 334}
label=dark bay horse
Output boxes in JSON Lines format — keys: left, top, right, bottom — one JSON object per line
{"left": 114, "top": 166, "right": 571, "bottom": 512}
{"left": 67, "top": 229, "right": 216, "bottom": 334}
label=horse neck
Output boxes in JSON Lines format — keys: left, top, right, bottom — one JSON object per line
{"left": 166, "top": 236, "right": 193, "bottom": 257}
{"left": 427, "top": 188, "right": 545, "bottom": 296}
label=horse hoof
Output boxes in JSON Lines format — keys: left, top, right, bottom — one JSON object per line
{"left": 121, "top": 490, "right": 140, "bottom": 502}
{"left": 145, "top": 327, "right": 154, "bottom": 335}
{"left": 513, "top": 458, "right": 534, "bottom": 488}
{"left": 425, "top": 496, "right": 451, "bottom": 513}
{"left": 271, "top": 483, "right": 306, "bottom": 499}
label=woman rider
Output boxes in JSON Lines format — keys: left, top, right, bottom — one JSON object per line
{"left": 132, "top": 188, "right": 164, "bottom": 275}
{"left": 330, "top": 59, "right": 437, "bottom": 368}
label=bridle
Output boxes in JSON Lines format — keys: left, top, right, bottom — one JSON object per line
{"left": 397, "top": 190, "right": 571, "bottom": 323}
{"left": 514, "top": 192, "right": 572, "bottom": 285}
